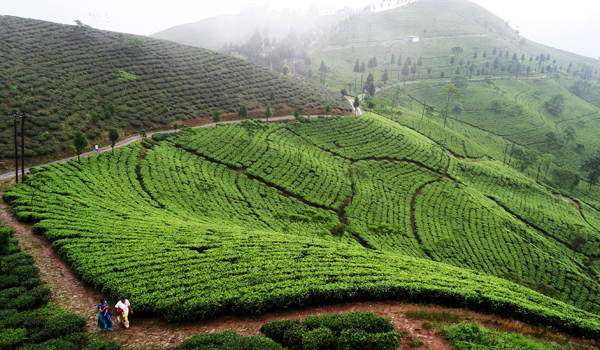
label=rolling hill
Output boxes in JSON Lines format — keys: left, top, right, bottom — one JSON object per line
{"left": 152, "top": 7, "right": 328, "bottom": 52}
{"left": 151, "top": 0, "right": 600, "bottom": 195}
{"left": 4, "top": 0, "right": 600, "bottom": 345}
{"left": 4, "top": 113, "right": 600, "bottom": 338}
{"left": 0, "top": 15, "right": 350, "bottom": 173}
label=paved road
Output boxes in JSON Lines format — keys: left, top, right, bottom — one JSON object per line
{"left": 0, "top": 114, "right": 341, "bottom": 181}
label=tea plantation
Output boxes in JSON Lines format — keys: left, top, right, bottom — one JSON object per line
{"left": 4, "top": 114, "right": 600, "bottom": 338}
{"left": 0, "top": 15, "right": 349, "bottom": 171}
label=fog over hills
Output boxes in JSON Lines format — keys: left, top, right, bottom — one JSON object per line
{"left": 2, "top": 0, "right": 599, "bottom": 58}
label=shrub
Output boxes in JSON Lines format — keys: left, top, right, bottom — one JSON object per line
{"left": 22, "top": 337, "right": 80, "bottom": 350}
{"left": 0, "top": 311, "right": 45, "bottom": 329}
{"left": 152, "top": 133, "right": 166, "bottom": 141}
{"left": 174, "top": 331, "right": 240, "bottom": 349}
{"left": 0, "top": 328, "right": 28, "bottom": 349}
{"left": 0, "top": 227, "right": 11, "bottom": 256}
{"left": 0, "top": 286, "right": 27, "bottom": 303}
{"left": 0, "top": 275, "right": 19, "bottom": 290}
{"left": 228, "top": 336, "right": 284, "bottom": 350}
{"left": 39, "top": 313, "right": 86, "bottom": 340}
{"left": 370, "top": 331, "right": 402, "bottom": 350}
{"left": 1, "top": 252, "right": 35, "bottom": 272}
{"left": 338, "top": 312, "right": 395, "bottom": 333}
{"left": 337, "top": 328, "right": 370, "bottom": 349}
{"left": 282, "top": 324, "right": 308, "bottom": 350}
{"left": 173, "top": 331, "right": 283, "bottom": 350}
{"left": 0, "top": 308, "right": 19, "bottom": 322}
{"left": 260, "top": 319, "right": 301, "bottom": 343}
{"left": 27, "top": 285, "right": 52, "bottom": 305}
{"left": 5, "top": 294, "right": 37, "bottom": 311}
{"left": 21, "top": 278, "right": 42, "bottom": 289}
{"left": 83, "top": 339, "right": 123, "bottom": 350}
{"left": 303, "top": 314, "right": 342, "bottom": 333}
{"left": 9, "top": 265, "right": 40, "bottom": 280}
{"left": 302, "top": 327, "right": 335, "bottom": 350}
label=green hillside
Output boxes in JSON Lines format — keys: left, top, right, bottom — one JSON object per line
{"left": 4, "top": 114, "right": 600, "bottom": 338}
{"left": 312, "top": 0, "right": 600, "bottom": 91}
{"left": 149, "top": 0, "right": 600, "bottom": 193}
{"left": 0, "top": 16, "right": 350, "bottom": 173}
{"left": 303, "top": 0, "right": 600, "bottom": 204}
{"left": 152, "top": 7, "right": 327, "bottom": 52}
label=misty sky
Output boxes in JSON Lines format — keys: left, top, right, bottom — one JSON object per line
{"left": 3, "top": 0, "right": 599, "bottom": 59}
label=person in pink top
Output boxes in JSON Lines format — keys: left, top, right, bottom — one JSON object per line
{"left": 115, "top": 296, "right": 133, "bottom": 329}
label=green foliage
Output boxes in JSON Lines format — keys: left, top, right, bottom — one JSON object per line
{"left": 212, "top": 110, "right": 222, "bottom": 123}
{"left": 264, "top": 103, "right": 273, "bottom": 121}
{"left": 6, "top": 116, "right": 600, "bottom": 338}
{"left": 440, "top": 322, "right": 570, "bottom": 349}
{"left": 260, "top": 319, "right": 301, "bottom": 344}
{"left": 151, "top": 133, "right": 166, "bottom": 141}
{"left": 117, "top": 70, "right": 137, "bottom": 83}
{"left": 451, "top": 75, "right": 469, "bottom": 89}
{"left": 580, "top": 151, "right": 600, "bottom": 191}
{"left": 302, "top": 327, "right": 335, "bottom": 350}
{"left": 127, "top": 36, "right": 146, "bottom": 48}
{"left": 282, "top": 324, "right": 308, "bottom": 349}
{"left": 72, "top": 130, "right": 88, "bottom": 161}
{"left": 0, "top": 227, "right": 11, "bottom": 257}
{"left": 571, "top": 232, "right": 588, "bottom": 253}
{"left": 39, "top": 313, "right": 86, "bottom": 340}
{"left": 337, "top": 328, "right": 370, "bottom": 349}
{"left": 551, "top": 168, "right": 580, "bottom": 192}
{"left": 261, "top": 312, "right": 402, "bottom": 350}
{"left": 109, "top": 129, "right": 119, "bottom": 152}
{"left": 0, "top": 16, "right": 349, "bottom": 168}
{"left": 544, "top": 94, "right": 565, "bottom": 116}
{"left": 238, "top": 105, "right": 249, "bottom": 120}
{"left": 0, "top": 328, "right": 27, "bottom": 349}
{"left": 0, "top": 223, "right": 95, "bottom": 349}
{"left": 172, "top": 330, "right": 284, "bottom": 350}
{"left": 83, "top": 340, "right": 122, "bottom": 350}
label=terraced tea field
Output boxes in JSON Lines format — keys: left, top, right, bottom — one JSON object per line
{"left": 0, "top": 16, "right": 349, "bottom": 169}
{"left": 4, "top": 114, "right": 600, "bottom": 337}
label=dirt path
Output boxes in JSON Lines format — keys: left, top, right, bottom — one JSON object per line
{"left": 0, "top": 114, "right": 340, "bottom": 182}
{"left": 0, "top": 193, "right": 451, "bottom": 349}
{"left": 552, "top": 193, "right": 581, "bottom": 213}
{"left": 0, "top": 197, "right": 102, "bottom": 328}
{"left": 2, "top": 194, "right": 598, "bottom": 349}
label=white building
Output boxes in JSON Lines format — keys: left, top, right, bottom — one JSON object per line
{"left": 405, "top": 35, "right": 419, "bottom": 42}
{"left": 318, "top": 8, "right": 336, "bottom": 16}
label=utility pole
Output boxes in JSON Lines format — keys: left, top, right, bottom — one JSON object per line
{"left": 12, "top": 112, "right": 18, "bottom": 183}
{"left": 21, "top": 116, "right": 25, "bottom": 180}
{"left": 507, "top": 143, "right": 515, "bottom": 167}
{"left": 6, "top": 111, "right": 35, "bottom": 183}
{"left": 503, "top": 143, "right": 510, "bottom": 165}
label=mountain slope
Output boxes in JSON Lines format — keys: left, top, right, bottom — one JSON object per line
{"left": 4, "top": 115, "right": 600, "bottom": 337}
{"left": 152, "top": 7, "right": 324, "bottom": 52}
{"left": 0, "top": 16, "right": 349, "bottom": 172}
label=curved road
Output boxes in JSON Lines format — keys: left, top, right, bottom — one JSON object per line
{"left": 0, "top": 112, "right": 359, "bottom": 182}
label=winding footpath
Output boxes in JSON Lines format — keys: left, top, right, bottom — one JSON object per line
{"left": 0, "top": 103, "right": 592, "bottom": 349}
{"left": 0, "top": 115, "right": 334, "bottom": 182}
{"left": 0, "top": 187, "right": 452, "bottom": 349}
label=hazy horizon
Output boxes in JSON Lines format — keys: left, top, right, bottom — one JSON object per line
{"left": 2, "top": 0, "right": 599, "bottom": 59}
